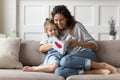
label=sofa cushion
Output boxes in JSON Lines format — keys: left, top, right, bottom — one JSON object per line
{"left": 96, "top": 40, "right": 120, "bottom": 67}
{"left": 0, "top": 69, "right": 65, "bottom": 80}
{"left": 0, "top": 38, "right": 23, "bottom": 68}
{"left": 19, "top": 40, "right": 45, "bottom": 66}
{"left": 66, "top": 72, "right": 120, "bottom": 80}
{"left": 67, "top": 68, "right": 120, "bottom": 80}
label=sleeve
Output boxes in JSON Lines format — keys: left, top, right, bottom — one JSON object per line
{"left": 74, "top": 22, "right": 98, "bottom": 50}
{"left": 39, "top": 33, "right": 48, "bottom": 45}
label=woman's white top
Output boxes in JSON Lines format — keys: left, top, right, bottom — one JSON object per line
{"left": 59, "top": 22, "right": 98, "bottom": 54}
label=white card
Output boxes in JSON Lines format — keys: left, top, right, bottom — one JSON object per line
{"left": 52, "top": 37, "right": 72, "bottom": 55}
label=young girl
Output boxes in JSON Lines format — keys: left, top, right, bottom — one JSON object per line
{"left": 22, "top": 18, "right": 63, "bottom": 72}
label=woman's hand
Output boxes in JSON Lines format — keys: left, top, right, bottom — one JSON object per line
{"left": 67, "top": 40, "right": 78, "bottom": 49}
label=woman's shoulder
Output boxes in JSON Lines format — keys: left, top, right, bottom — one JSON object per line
{"left": 75, "top": 22, "right": 83, "bottom": 26}
{"left": 74, "top": 22, "right": 88, "bottom": 32}
{"left": 74, "top": 22, "right": 85, "bottom": 29}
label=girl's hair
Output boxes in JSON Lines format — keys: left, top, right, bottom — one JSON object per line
{"left": 44, "top": 18, "right": 56, "bottom": 33}
{"left": 51, "top": 5, "right": 77, "bottom": 30}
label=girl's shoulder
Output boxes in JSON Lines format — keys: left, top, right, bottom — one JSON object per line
{"left": 41, "top": 33, "right": 49, "bottom": 39}
{"left": 40, "top": 33, "right": 49, "bottom": 44}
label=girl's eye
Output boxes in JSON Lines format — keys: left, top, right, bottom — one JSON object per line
{"left": 48, "top": 30, "right": 52, "bottom": 32}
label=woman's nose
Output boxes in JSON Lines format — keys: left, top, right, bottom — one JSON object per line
{"left": 57, "top": 21, "right": 61, "bottom": 25}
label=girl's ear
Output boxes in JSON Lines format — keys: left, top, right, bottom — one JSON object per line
{"left": 44, "top": 29, "right": 47, "bottom": 33}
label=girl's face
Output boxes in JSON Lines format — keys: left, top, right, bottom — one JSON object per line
{"left": 53, "top": 13, "right": 67, "bottom": 30}
{"left": 46, "top": 24, "right": 58, "bottom": 37}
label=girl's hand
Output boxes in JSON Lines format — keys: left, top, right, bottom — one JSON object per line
{"left": 67, "top": 40, "right": 78, "bottom": 49}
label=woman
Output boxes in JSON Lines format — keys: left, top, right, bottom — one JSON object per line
{"left": 40, "top": 5, "right": 117, "bottom": 78}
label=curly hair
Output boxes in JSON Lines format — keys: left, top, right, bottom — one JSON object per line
{"left": 51, "top": 5, "right": 77, "bottom": 29}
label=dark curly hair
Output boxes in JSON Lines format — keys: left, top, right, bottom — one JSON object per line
{"left": 51, "top": 5, "right": 77, "bottom": 29}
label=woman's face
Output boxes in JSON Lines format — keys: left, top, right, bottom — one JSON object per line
{"left": 53, "top": 13, "right": 67, "bottom": 30}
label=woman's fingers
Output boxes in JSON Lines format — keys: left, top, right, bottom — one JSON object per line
{"left": 67, "top": 40, "right": 78, "bottom": 49}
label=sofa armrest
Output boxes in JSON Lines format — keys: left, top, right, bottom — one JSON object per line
{"left": 96, "top": 40, "right": 120, "bottom": 67}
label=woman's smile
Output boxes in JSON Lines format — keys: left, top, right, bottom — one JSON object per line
{"left": 54, "top": 13, "right": 67, "bottom": 30}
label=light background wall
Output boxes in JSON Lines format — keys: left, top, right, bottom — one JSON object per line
{"left": 0, "top": 0, "right": 120, "bottom": 40}
{"left": 0, "top": 0, "right": 16, "bottom": 35}
{"left": 0, "top": 0, "right": 3, "bottom": 33}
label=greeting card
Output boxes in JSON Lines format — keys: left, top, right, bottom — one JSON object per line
{"left": 52, "top": 37, "right": 71, "bottom": 55}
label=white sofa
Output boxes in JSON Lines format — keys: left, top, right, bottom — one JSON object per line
{"left": 0, "top": 39, "right": 120, "bottom": 80}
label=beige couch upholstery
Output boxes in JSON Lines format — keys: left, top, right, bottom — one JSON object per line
{"left": 0, "top": 40, "right": 120, "bottom": 80}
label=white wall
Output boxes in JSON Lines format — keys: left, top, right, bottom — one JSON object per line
{"left": 0, "top": 0, "right": 16, "bottom": 35}
{"left": 0, "top": 0, "right": 3, "bottom": 33}
{"left": 0, "top": 0, "right": 120, "bottom": 40}
{"left": 17, "top": 0, "right": 120, "bottom": 40}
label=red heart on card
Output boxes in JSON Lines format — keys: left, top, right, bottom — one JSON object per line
{"left": 55, "top": 41, "right": 62, "bottom": 48}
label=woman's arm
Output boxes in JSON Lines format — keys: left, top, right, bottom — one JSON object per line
{"left": 39, "top": 43, "right": 52, "bottom": 53}
{"left": 77, "top": 41, "right": 97, "bottom": 50}
{"left": 71, "top": 22, "right": 97, "bottom": 50}
{"left": 68, "top": 40, "right": 97, "bottom": 50}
